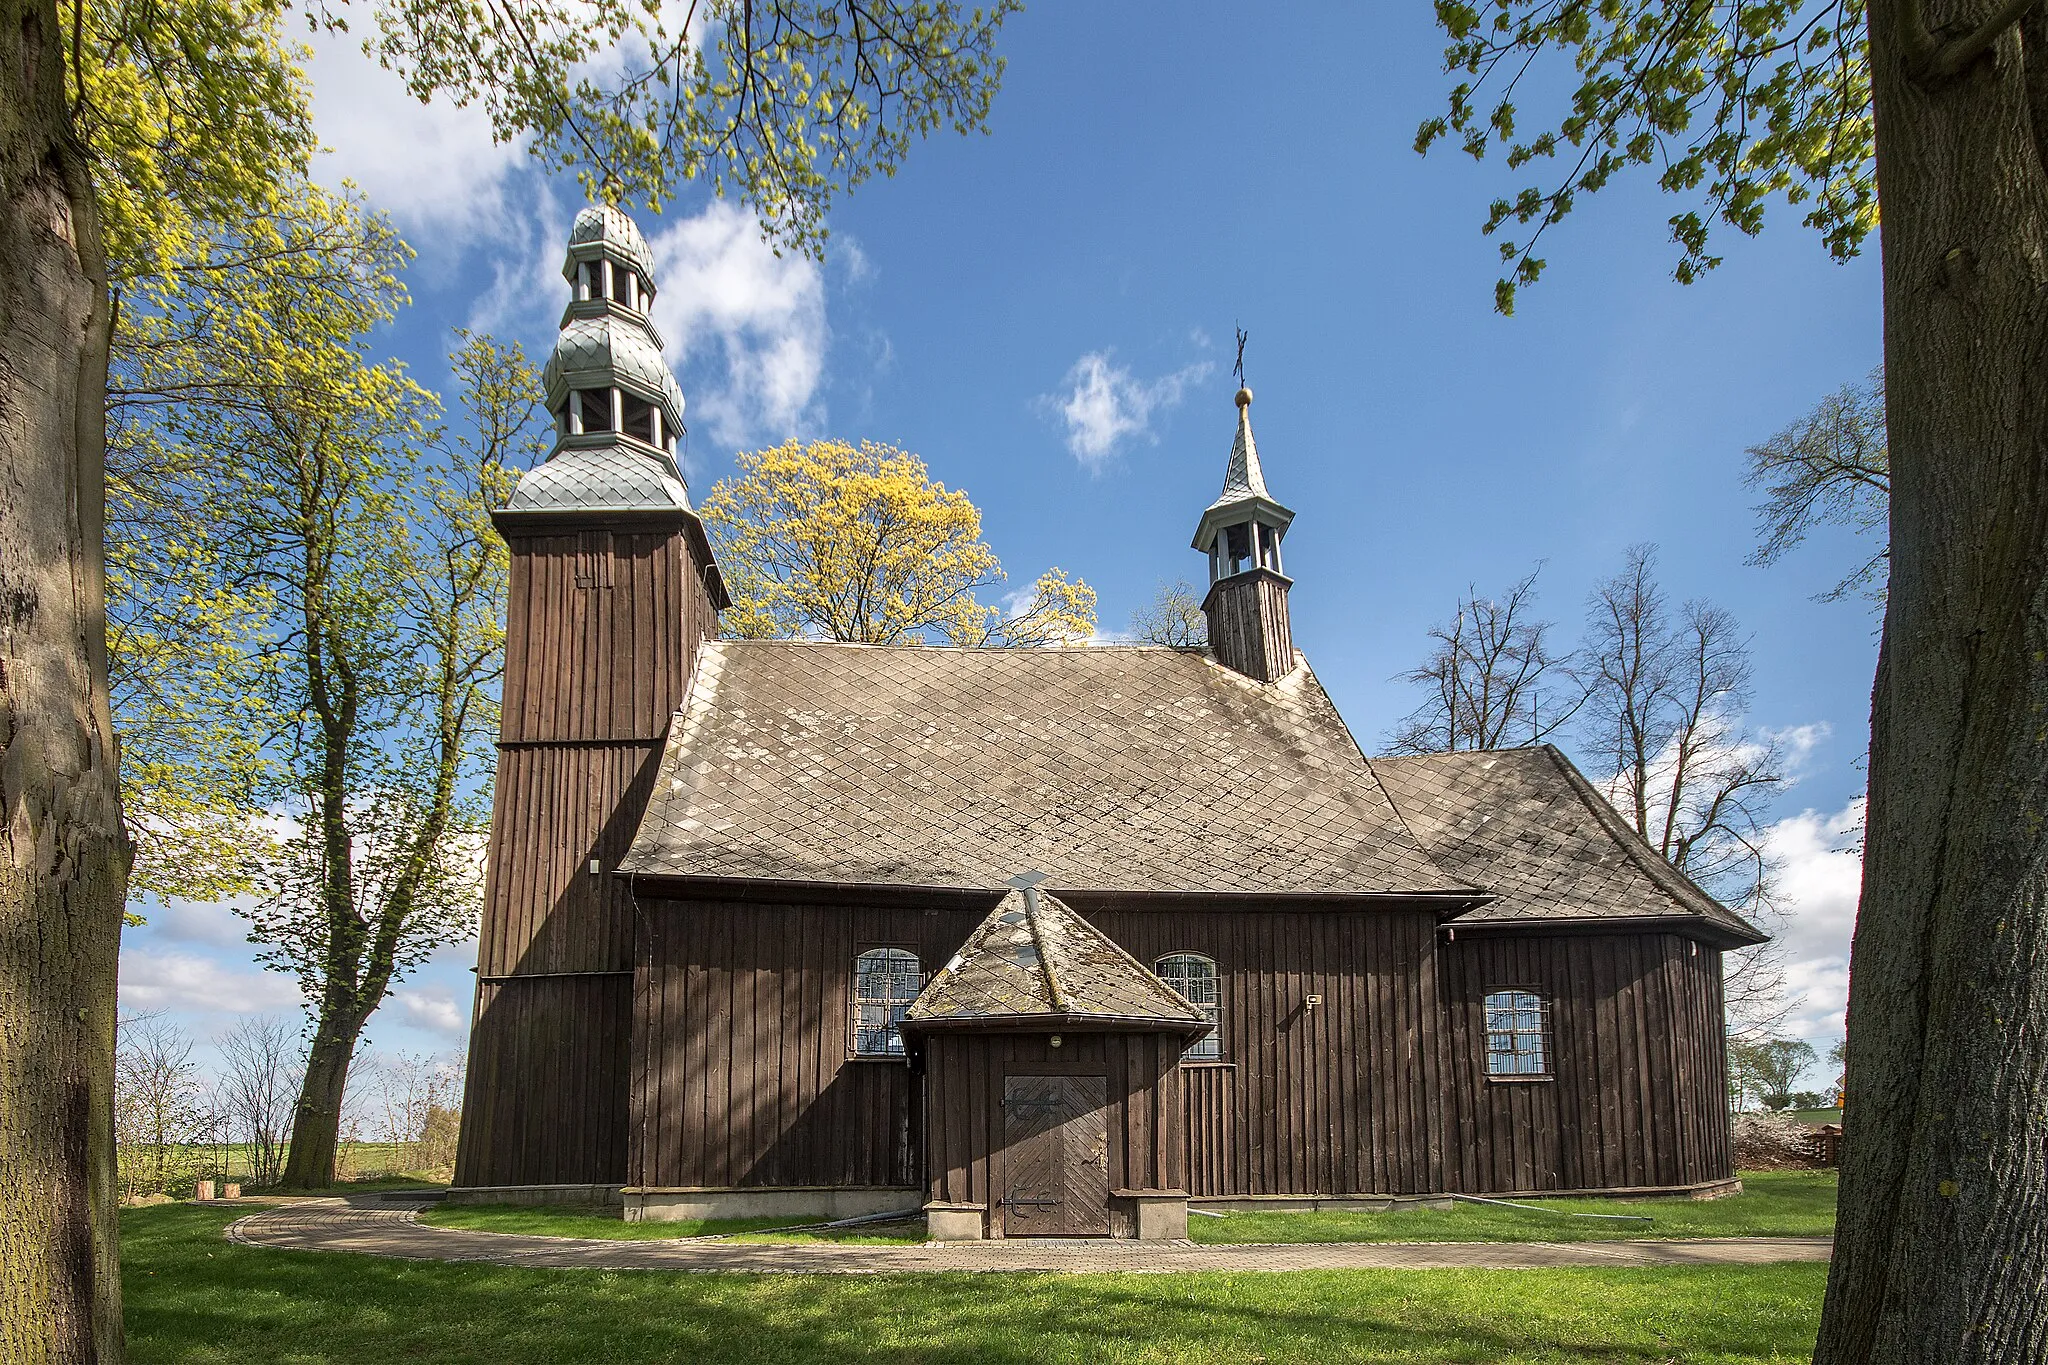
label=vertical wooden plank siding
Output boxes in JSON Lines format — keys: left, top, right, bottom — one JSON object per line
{"left": 454, "top": 977, "right": 633, "bottom": 1185}
{"left": 601, "top": 879, "right": 1735, "bottom": 1202}
{"left": 1435, "top": 931, "right": 1735, "bottom": 1193}
{"left": 630, "top": 897, "right": 994, "bottom": 1190}
{"left": 457, "top": 523, "right": 720, "bottom": 1188}
{"left": 1202, "top": 573, "right": 1294, "bottom": 683}
{"left": 1084, "top": 906, "right": 1445, "bottom": 1197}
{"left": 918, "top": 1033, "right": 1182, "bottom": 1219}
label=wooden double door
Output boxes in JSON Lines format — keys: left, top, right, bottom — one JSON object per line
{"left": 1002, "top": 1074, "right": 1110, "bottom": 1236}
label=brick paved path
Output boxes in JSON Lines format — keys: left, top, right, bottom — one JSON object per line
{"left": 223, "top": 1198, "right": 1833, "bottom": 1274}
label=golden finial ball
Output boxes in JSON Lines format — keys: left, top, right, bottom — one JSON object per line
{"left": 1235, "top": 386, "right": 1253, "bottom": 408}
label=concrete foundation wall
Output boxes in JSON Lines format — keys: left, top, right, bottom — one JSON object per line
{"left": 444, "top": 1183, "right": 624, "bottom": 1207}
{"left": 624, "top": 1186, "right": 920, "bottom": 1223}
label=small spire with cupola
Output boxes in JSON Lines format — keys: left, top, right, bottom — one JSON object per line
{"left": 502, "top": 203, "right": 695, "bottom": 516}
{"left": 1192, "top": 364, "right": 1296, "bottom": 682}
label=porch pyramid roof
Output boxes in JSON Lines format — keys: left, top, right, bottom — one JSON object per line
{"left": 904, "top": 888, "right": 1209, "bottom": 1033}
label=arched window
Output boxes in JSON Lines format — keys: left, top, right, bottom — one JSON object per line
{"left": 852, "top": 948, "right": 921, "bottom": 1056}
{"left": 1483, "top": 989, "right": 1550, "bottom": 1076}
{"left": 1157, "top": 953, "right": 1221, "bottom": 1060}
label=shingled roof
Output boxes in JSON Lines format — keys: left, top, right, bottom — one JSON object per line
{"left": 1371, "top": 746, "right": 1766, "bottom": 946}
{"left": 904, "top": 888, "right": 1210, "bottom": 1032}
{"left": 619, "top": 640, "right": 1471, "bottom": 896}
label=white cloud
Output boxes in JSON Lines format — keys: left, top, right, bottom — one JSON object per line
{"left": 1767, "top": 722, "right": 1831, "bottom": 779}
{"left": 119, "top": 948, "right": 300, "bottom": 1017}
{"left": 1045, "top": 352, "right": 1213, "bottom": 470}
{"left": 464, "top": 182, "right": 576, "bottom": 340}
{"left": 838, "top": 236, "right": 874, "bottom": 284}
{"left": 428, "top": 934, "right": 482, "bottom": 968}
{"left": 308, "top": 32, "right": 526, "bottom": 239}
{"left": 146, "top": 898, "right": 253, "bottom": 950}
{"left": 1761, "top": 796, "right": 1866, "bottom": 1052}
{"left": 451, "top": 187, "right": 835, "bottom": 458}
{"left": 646, "top": 199, "right": 829, "bottom": 453}
{"left": 394, "top": 989, "right": 469, "bottom": 1039}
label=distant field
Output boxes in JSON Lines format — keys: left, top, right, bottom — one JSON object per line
{"left": 120, "top": 1142, "right": 445, "bottom": 1194}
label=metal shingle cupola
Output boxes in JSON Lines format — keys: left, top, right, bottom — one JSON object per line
{"left": 1192, "top": 387, "right": 1298, "bottom": 682}
{"left": 504, "top": 204, "right": 694, "bottom": 516}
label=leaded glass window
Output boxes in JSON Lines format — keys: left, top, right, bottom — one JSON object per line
{"left": 1484, "top": 989, "right": 1550, "bottom": 1076}
{"left": 1157, "top": 953, "right": 1221, "bottom": 1061}
{"left": 852, "top": 948, "right": 921, "bottom": 1056}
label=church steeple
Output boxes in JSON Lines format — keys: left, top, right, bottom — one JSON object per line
{"left": 1192, "top": 387, "right": 1296, "bottom": 681}
{"left": 502, "top": 204, "right": 696, "bottom": 518}
{"left": 459, "top": 204, "right": 726, "bottom": 1191}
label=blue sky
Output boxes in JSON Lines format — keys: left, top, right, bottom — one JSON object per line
{"left": 119, "top": 2, "right": 1878, "bottom": 1092}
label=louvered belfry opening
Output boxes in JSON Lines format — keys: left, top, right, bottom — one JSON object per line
{"left": 1192, "top": 387, "right": 1297, "bottom": 682}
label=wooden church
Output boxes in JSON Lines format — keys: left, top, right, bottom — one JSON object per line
{"left": 452, "top": 206, "right": 1765, "bottom": 1238}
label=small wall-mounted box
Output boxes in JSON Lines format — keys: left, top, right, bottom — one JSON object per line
{"left": 1304, "top": 994, "right": 1324, "bottom": 1008}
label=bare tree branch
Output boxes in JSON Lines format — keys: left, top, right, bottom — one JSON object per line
{"left": 1744, "top": 365, "right": 1889, "bottom": 603}
{"left": 1128, "top": 578, "right": 1208, "bottom": 648}
{"left": 1383, "top": 566, "right": 1584, "bottom": 754}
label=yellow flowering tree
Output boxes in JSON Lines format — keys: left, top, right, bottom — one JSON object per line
{"left": 702, "top": 439, "right": 1096, "bottom": 648}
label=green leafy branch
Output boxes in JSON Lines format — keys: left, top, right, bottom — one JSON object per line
{"left": 1417, "top": 0, "right": 1877, "bottom": 313}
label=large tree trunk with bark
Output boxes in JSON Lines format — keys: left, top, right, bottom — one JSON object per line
{"left": 279, "top": 1012, "right": 363, "bottom": 1188}
{"left": 0, "top": 0, "right": 128, "bottom": 1359}
{"left": 1816, "top": 3, "right": 2048, "bottom": 1361}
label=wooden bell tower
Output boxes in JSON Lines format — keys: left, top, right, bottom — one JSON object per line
{"left": 453, "top": 204, "right": 727, "bottom": 1191}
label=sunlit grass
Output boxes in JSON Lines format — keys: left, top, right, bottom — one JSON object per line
{"left": 125, "top": 1204, "right": 1827, "bottom": 1364}
{"left": 1187, "top": 1170, "right": 1837, "bottom": 1245}
{"left": 416, "top": 1171, "right": 1834, "bottom": 1248}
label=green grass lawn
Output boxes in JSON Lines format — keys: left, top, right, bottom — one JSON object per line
{"left": 422, "top": 1204, "right": 925, "bottom": 1244}
{"left": 124, "top": 1205, "right": 1825, "bottom": 1364}
{"left": 418, "top": 1171, "right": 1834, "bottom": 1248}
{"left": 1186, "top": 1171, "right": 1837, "bottom": 1245}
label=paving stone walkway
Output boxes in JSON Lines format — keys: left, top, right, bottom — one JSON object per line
{"left": 223, "top": 1197, "right": 1834, "bottom": 1275}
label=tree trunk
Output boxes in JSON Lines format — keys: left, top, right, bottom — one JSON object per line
{"left": 278, "top": 1008, "right": 363, "bottom": 1188}
{"left": 1816, "top": 3, "right": 2048, "bottom": 1361}
{"left": 0, "top": 0, "right": 127, "bottom": 1358}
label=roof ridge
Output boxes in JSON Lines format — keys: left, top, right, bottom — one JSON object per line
{"left": 1038, "top": 891, "right": 1206, "bottom": 1017}
{"left": 1373, "top": 745, "right": 1555, "bottom": 763}
{"left": 905, "top": 889, "right": 1206, "bottom": 1028}
{"left": 1022, "top": 889, "right": 1069, "bottom": 1013}
{"left": 1535, "top": 744, "right": 1751, "bottom": 931}
{"left": 1296, "top": 650, "right": 1475, "bottom": 896}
